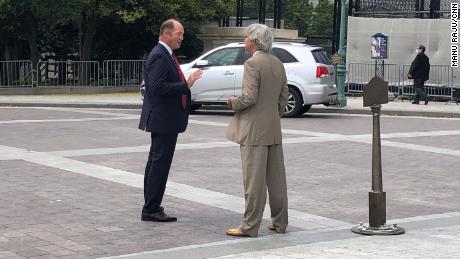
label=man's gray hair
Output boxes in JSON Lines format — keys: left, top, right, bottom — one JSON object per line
{"left": 245, "top": 24, "right": 273, "bottom": 52}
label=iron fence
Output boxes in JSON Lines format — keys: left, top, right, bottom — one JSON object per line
{"left": 0, "top": 60, "right": 34, "bottom": 87}
{"left": 346, "top": 63, "right": 400, "bottom": 93}
{"left": 349, "top": 0, "right": 453, "bottom": 19}
{"left": 103, "top": 60, "right": 145, "bottom": 87}
{"left": 401, "top": 64, "right": 454, "bottom": 100}
{"left": 346, "top": 63, "right": 455, "bottom": 101}
{"left": 37, "top": 60, "right": 100, "bottom": 87}
{"left": 1, "top": 59, "right": 457, "bottom": 103}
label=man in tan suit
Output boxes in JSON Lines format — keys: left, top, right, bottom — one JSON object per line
{"left": 226, "top": 24, "right": 289, "bottom": 237}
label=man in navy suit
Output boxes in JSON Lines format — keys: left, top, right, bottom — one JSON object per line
{"left": 139, "top": 19, "right": 202, "bottom": 222}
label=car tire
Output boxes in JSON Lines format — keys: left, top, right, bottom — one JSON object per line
{"left": 283, "top": 87, "right": 303, "bottom": 118}
{"left": 140, "top": 86, "right": 145, "bottom": 101}
{"left": 300, "top": 105, "right": 312, "bottom": 114}
{"left": 190, "top": 103, "right": 202, "bottom": 112}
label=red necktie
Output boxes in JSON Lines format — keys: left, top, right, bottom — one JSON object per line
{"left": 172, "top": 53, "right": 187, "bottom": 110}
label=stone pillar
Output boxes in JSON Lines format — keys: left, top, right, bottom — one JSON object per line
{"left": 199, "top": 27, "right": 306, "bottom": 53}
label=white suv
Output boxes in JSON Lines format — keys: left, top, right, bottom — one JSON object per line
{"left": 142, "top": 42, "right": 337, "bottom": 117}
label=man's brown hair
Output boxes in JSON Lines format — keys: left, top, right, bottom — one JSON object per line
{"left": 160, "top": 19, "right": 179, "bottom": 35}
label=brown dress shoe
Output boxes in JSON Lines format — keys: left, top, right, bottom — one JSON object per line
{"left": 226, "top": 227, "right": 250, "bottom": 237}
{"left": 267, "top": 224, "right": 285, "bottom": 233}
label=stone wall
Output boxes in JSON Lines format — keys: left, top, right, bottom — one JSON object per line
{"left": 198, "top": 27, "right": 305, "bottom": 52}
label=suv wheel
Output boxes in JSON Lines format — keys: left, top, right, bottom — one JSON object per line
{"left": 283, "top": 87, "right": 302, "bottom": 118}
{"left": 300, "top": 105, "right": 312, "bottom": 114}
{"left": 191, "top": 103, "right": 202, "bottom": 112}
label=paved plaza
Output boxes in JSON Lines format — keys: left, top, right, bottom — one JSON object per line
{"left": 1, "top": 102, "right": 460, "bottom": 258}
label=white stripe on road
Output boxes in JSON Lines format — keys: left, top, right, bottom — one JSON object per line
{"left": 43, "top": 128, "right": 460, "bottom": 158}
{"left": 380, "top": 130, "right": 460, "bottom": 139}
{"left": 99, "top": 211, "right": 460, "bottom": 259}
{"left": 380, "top": 140, "right": 460, "bottom": 157}
{"left": 26, "top": 107, "right": 138, "bottom": 117}
{"left": 308, "top": 112, "right": 460, "bottom": 121}
{"left": 0, "top": 144, "right": 349, "bottom": 230}
{"left": 189, "top": 119, "right": 229, "bottom": 127}
{"left": 46, "top": 142, "right": 237, "bottom": 157}
{"left": 0, "top": 116, "right": 138, "bottom": 124}
{"left": 389, "top": 211, "right": 460, "bottom": 224}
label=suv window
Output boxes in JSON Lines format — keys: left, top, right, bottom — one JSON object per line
{"left": 311, "top": 49, "right": 332, "bottom": 65}
{"left": 236, "top": 47, "right": 298, "bottom": 64}
{"left": 236, "top": 48, "right": 252, "bottom": 65}
{"left": 202, "top": 47, "right": 239, "bottom": 66}
{"left": 272, "top": 48, "right": 298, "bottom": 63}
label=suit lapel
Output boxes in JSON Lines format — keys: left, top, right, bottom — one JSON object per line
{"left": 156, "top": 44, "right": 179, "bottom": 79}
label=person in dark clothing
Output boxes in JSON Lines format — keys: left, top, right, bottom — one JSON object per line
{"left": 407, "top": 45, "right": 430, "bottom": 105}
{"left": 139, "top": 19, "right": 202, "bottom": 222}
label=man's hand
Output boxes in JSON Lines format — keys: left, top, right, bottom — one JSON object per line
{"left": 227, "top": 96, "right": 235, "bottom": 109}
{"left": 186, "top": 69, "right": 203, "bottom": 88}
{"left": 407, "top": 73, "right": 412, "bottom": 79}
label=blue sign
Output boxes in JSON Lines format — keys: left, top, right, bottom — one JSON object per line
{"left": 371, "top": 33, "right": 388, "bottom": 59}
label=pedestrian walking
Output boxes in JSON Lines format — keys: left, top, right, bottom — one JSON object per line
{"left": 407, "top": 45, "right": 430, "bottom": 105}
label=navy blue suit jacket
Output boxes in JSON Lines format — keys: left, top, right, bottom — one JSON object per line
{"left": 139, "top": 44, "right": 191, "bottom": 133}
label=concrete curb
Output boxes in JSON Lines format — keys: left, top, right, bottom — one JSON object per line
{"left": 309, "top": 107, "right": 460, "bottom": 118}
{"left": 0, "top": 102, "right": 141, "bottom": 109}
{"left": 1, "top": 101, "right": 459, "bottom": 118}
{"left": 0, "top": 86, "right": 139, "bottom": 95}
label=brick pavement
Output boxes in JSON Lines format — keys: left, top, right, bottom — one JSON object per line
{"left": 0, "top": 105, "right": 459, "bottom": 258}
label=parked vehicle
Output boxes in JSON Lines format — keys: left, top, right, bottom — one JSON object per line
{"left": 141, "top": 42, "right": 337, "bottom": 117}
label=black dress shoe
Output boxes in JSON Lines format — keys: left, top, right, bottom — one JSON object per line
{"left": 424, "top": 98, "right": 430, "bottom": 105}
{"left": 141, "top": 209, "right": 177, "bottom": 222}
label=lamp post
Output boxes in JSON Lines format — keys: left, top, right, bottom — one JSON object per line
{"left": 336, "top": 0, "right": 347, "bottom": 107}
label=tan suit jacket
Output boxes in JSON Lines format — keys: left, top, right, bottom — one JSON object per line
{"left": 226, "top": 52, "right": 288, "bottom": 145}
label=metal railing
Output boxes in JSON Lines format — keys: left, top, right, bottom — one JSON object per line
{"left": 1, "top": 59, "right": 150, "bottom": 88}
{"left": 37, "top": 60, "right": 100, "bottom": 87}
{"left": 103, "top": 60, "right": 145, "bottom": 87}
{"left": 350, "top": 0, "right": 453, "bottom": 19}
{"left": 1, "top": 60, "right": 456, "bottom": 103}
{"left": 0, "top": 60, "right": 34, "bottom": 87}
{"left": 401, "top": 64, "right": 454, "bottom": 100}
{"left": 346, "top": 63, "right": 455, "bottom": 101}
{"left": 347, "top": 63, "right": 400, "bottom": 94}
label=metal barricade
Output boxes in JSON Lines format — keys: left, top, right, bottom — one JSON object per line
{"left": 346, "top": 63, "right": 400, "bottom": 94}
{"left": 401, "top": 65, "right": 454, "bottom": 101}
{"left": 36, "top": 60, "right": 100, "bottom": 87}
{"left": 103, "top": 60, "right": 145, "bottom": 87}
{"left": 0, "top": 60, "right": 34, "bottom": 87}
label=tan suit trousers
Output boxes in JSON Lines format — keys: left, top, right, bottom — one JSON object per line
{"left": 239, "top": 144, "right": 288, "bottom": 237}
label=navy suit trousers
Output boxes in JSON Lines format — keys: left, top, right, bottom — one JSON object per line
{"left": 143, "top": 133, "right": 178, "bottom": 213}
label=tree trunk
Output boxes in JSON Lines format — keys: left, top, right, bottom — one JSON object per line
{"left": 4, "top": 43, "right": 11, "bottom": 61}
{"left": 79, "top": 9, "right": 97, "bottom": 61}
{"left": 25, "top": 12, "right": 39, "bottom": 67}
{"left": 79, "top": 7, "right": 98, "bottom": 85}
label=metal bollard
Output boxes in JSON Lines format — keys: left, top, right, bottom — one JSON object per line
{"left": 351, "top": 76, "right": 405, "bottom": 235}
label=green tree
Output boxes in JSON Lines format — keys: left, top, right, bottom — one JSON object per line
{"left": 77, "top": 0, "right": 147, "bottom": 61}
{"left": 141, "top": 0, "right": 233, "bottom": 59}
{"left": 308, "top": 0, "right": 333, "bottom": 37}
{"left": 92, "top": 18, "right": 155, "bottom": 61}
{"left": 283, "top": 0, "right": 315, "bottom": 37}
{"left": 75, "top": 0, "right": 232, "bottom": 61}
{"left": 0, "top": 0, "right": 234, "bottom": 62}
{"left": 0, "top": 0, "right": 78, "bottom": 65}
